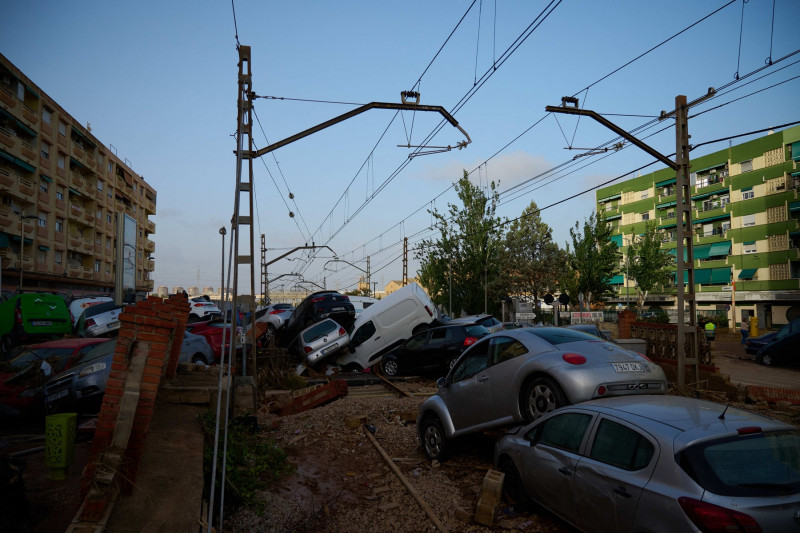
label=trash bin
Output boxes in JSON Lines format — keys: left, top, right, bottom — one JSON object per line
{"left": 45, "top": 412, "right": 77, "bottom": 480}
{"left": 749, "top": 316, "right": 759, "bottom": 338}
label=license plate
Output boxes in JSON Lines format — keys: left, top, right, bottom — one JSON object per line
{"left": 32, "top": 320, "right": 52, "bottom": 326}
{"left": 47, "top": 389, "right": 69, "bottom": 402}
{"left": 611, "top": 362, "right": 647, "bottom": 373}
{"left": 331, "top": 307, "right": 344, "bottom": 312}
{"left": 322, "top": 343, "right": 339, "bottom": 355}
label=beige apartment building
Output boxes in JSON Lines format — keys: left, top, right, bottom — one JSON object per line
{"left": 0, "top": 54, "right": 156, "bottom": 300}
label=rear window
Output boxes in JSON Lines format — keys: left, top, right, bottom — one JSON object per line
{"left": 679, "top": 430, "right": 800, "bottom": 497}
{"left": 302, "top": 320, "right": 338, "bottom": 343}
{"left": 465, "top": 325, "right": 490, "bottom": 337}
{"left": 84, "top": 301, "right": 121, "bottom": 317}
{"left": 522, "top": 328, "right": 597, "bottom": 345}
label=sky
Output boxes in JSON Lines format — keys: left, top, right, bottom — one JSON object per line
{"left": 2, "top": 0, "right": 799, "bottom": 297}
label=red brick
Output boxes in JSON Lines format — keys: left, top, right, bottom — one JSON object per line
{"left": 135, "top": 331, "right": 168, "bottom": 343}
{"left": 106, "top": 377, "right": 125, "bottom": 390}
{"left": 141, "top": 373, "right": 162, "bottom": 385}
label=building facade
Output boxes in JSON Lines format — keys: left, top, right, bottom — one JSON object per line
{"left": 596, "top": 125, "right": 800, "bottom": 329}
{"left": 0, "top": 54, "right": 156, "bottom": 300}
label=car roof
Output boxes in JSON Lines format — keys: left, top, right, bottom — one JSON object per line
{"left": 30, "top": 338, "right": 109, "bottom": 349}
{"left": 573, "top": 395, "right": 794, "bottom": 447}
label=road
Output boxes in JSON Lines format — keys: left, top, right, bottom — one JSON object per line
{"left": 711, "top": 333, "right": 800, "bottom": 391}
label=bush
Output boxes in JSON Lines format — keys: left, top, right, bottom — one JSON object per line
{"left": 640, "top": 311, "right": 670, "bottom": 324}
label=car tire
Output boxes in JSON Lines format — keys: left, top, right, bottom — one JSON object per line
{"left": 761, "top": 353, "right": 773, "bottom": 367}
{"left": 497, "top": 456, "right": 531, "bottom": 509}
{"left": 191, "top": 354, "right": 209, "bottom": 366}
{"left": 382, "top": 358, "right": 399, "bottom": 376}
{"left": 521, "top": 376, "right": 568, "bottom": 422}
{"left": 1, "top": 334, "right": 14, "bottom": 353}
{"left": 420, "top": 415, "right": 448, "bottom": 461}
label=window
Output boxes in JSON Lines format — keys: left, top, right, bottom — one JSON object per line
{"left": 451, "top": 339, "right": 490, "bottom": 383}
{"left": 97, "top": 180, "right": 103, "bottom": 192}
{"left": 54, "top": 251, "right": 63, "bottom": 265}
{"left": 742, "top": 214, "right": 756, "bottom": 227}
{"left": 350, "top": 321, "right": 376, "bottom": 348}
{"left": 94, "top": 260, "right": 101, "bottom": 272}
{"left": 106, "top": 213, "right": 112, "bottom": 223}
{"left": 742, "top": 190, "right": 754, "bottom": 200}
{"left": 16, "top": 81, "right": 24, "bottom": 100}
{"left": 641, "top": 190, "right": 649, "bottom": 199}
{"left": 38, "top": 213, "right": 46, "bottom": 227}
{"left": 41, "top": 141, "right": 50, "bottom": 159}
{"left": 491, "top": 337, "right": 528, "bottom": 365}
{"left": 39, "top": 177, "right": 49, "bottom": 193}
{"left": 96, "top": 208, "right": 102, "bottom": 220}
{"left": 57, "top": 154, "right": 65, "bottom": 169}
{"left": 528, "top": 412, "right": 592, "bottom": 453}
{"left": 37, "top": 248, "right": 47, "bottom": 263}
{"left": 42, "top": 108, "right": 51, "bottom": 124}
{"left": 641, "top": 212, "right": 650, "bottom": 221}
{"left": 743, "top": 242, "right": 757, "bottom": 254}
{"left": 58, "top": 122, "right": 66, "bottom": 136}
{"left": 589, "top": 419, "right": 654, "bottom": 471}
{"left": 405, "top": 331, "right": 428, "bottom": 350}
{"left": 740, "top": 160, "right": 753, "bottom": 173}
{"left": 106, "top": 237, "right": 112, "bottom": 249}
{"left": 108, "top": 161, "right": 113, "bottom": 173}
{"left": 56, "top": 188, "right": 63, "bottom": 201}
{"left": 55, "top": 218, "right": 63, "bottom": 232}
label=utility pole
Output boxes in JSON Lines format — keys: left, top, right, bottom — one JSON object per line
{"left": 402, "top": 237, "right": 408, "bottom": 286}
{"left": 546, "top": 89, "right": 714, "bottom": 389}
{"left": 366, "top": 255, "right": 371, "bottom": 298}
{"left": 260, "top": 234, "right": 267, "bottom": 305}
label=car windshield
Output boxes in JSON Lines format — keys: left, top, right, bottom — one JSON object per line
{"left": 522, "top": 328, "right": 598, "bottom": 345}
{"left": 77, "top": 339, "right": 117, "bottom": 364}
{"left": 464, "top": 325, "right": 490, "bottom": 337}
{"left": 679, "top": 430, "right": 800, "bottom": 497}
{"left": 302, "top": 320, "right": 337, "bottom": 343}
{"left": 1, "top": 348, "right": 74, "bottom": 372}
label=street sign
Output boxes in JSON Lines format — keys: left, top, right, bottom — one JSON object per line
{"left": 543, "top": 293, "right": 554, "bottom": 305}
{"left": 517, "top": 312, "right": 537, "bottom": 320}
{"left": 558, "top": 293, "right": 570, "bottom": 305}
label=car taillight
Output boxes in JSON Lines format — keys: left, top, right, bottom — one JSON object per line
{"left": 15, "top": 308, "right": 22, "bottom": 325}
{"left": 678, "top": 497, "right": 761, "bottom": 533}
{"left": 311, "top": 297, "right": 325, "bottom": 303}
{"left": 597, "top": 385, "right": 607, "bottom": 396}
{"left": 86, "top": 318, "right": 96, "bottom": 327}
{"left": 562, "top": 353, "right": 586, "bottom": 365}
{"left": 270, "top": 309, "right": 285, "bottom": 315}
{"left": 636, "top": 352, "right": 653, "bottom": 362}
{"left": 193, "top": 303, "right": 204, "bottom": 307}
{"left": 341, "top": 295, "right": 350, "bottom": 301}
{"left": 737, "top": 426, "right": 762, "bottom": 435}
{"left": 424, "top": 305, "right": 433, "bottom": 317}
{"left": 338, "top": 327, "right": 346, "bottom": 335}
{"left": 303, "top": 346, "right": 312, "bottom": 354}
{"left": 463, "top": 336, "right": 478, "bottom": 346}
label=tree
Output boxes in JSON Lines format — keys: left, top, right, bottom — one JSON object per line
{"left": 497, "top": 201, "right": 566, "bottom": 306}
{"left": 626, "top": 221, "right": 673, "bottom": 314}
{"left": 566, "top": 211, "right": 620, "bottom": 305}
{"left": 416, "top": 171, "right": 505, "bottom": 316}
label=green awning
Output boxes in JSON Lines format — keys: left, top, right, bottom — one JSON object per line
{"left": 23, "top": 84, "right": 39, "bottom": 99}
{"left": 608, "top": 275, "right": 624, "bottom": 285}
{"left": 695, "top": 269, "right": 712, "bottom": 284}
{"left": 790, "top": 231, "right": 800, "bottom": 237}
{"left": 693, "top": 162, "right": 727, "bottom": 174}
{"left": 738, "top": 268, "right": 757, "bottom": 280}
{"left": 604, "top": 214, "right": 621, "bottom": 221}
{"left": 792, "top": 141, "right": 800, "bottom": 162}
{"left": 0, "top": 232, "right": 9, "bottom": 248}
{"left": 692, "top": 188, "right": 728, "bottom": 200}
{"left": 743, "top": 241, "right": 755, "bottom": 245}
{"left": 71, "top": 127, "right": 96, "bottom": 149}
{"left": 0, "top": 107, "right": 36, "bottom": 137}
{"left": 69, "top": 157, "right": 86, "bottom": 169}
{"left": 9, "top": 234, "right": 33, "bottom": 245}
{"left": 790, "top": 201, "right": 800, "bottom": 213}
{"left": 68, "top": 187, "right": 82, "bottom": 196}
{"left": 610, "top": 234, "right": 623, "bottom": 247}
{"left": 791, "top": 171, "right": 800, "bottom": 177}
{"left": 37, "top": 245, "right": 49, "bottom": 251}
{"left": 40, "top": 174, "right": 52, "bottom": 183}
{"left": 0, "top": 148, "right": 14, "bottom": 163}
{"left": 656, "top": 201, "right": 676, "bottom": 209}
{"left": 671, "top": 244, "right": 713, "bottom": 260}
{"left": 598, "top": 193, "right": 621, "bottom": 203}
{"left": 741, "top": 186, "right": 752, "bottom": 192}
{"left": 669, "top": 247, "right": 688, "bottom": 260}
{"left": 671, "top": 270, "right": 689, "bottom": 283}
{"left": 658, "top": 223, "right": 677, "bottom": 230}
{"left": 710, "top": 267, "right": 732, "bottom": 284}
{"left": 13, "top": 157, "right": 34, "bottom": 173}
{"left": 655, "top": 177, "right": 676, "bottom": 188}
{"left": 694, "top": 214, "right": 731, "bottom": 225}
{"left": 708, "top": 241, "right": 731, "bottom": 257}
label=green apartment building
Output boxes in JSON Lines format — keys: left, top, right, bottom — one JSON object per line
{"left": 596, "top": 124, "right": 800, "bottom": 330}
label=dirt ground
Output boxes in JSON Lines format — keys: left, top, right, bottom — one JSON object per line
{"left": 223, "top": 379, "right": 574, "bottom": 533}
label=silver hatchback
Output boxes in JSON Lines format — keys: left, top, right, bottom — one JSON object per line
{"left": 297, "top": 319, "right": 349, "bottom": 366}
{"left": 494, "top": 395, "right": 800, "bottom": 532}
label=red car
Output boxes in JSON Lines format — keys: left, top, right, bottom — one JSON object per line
{"left": 184, "top": 320, "right": 243, "bottom": 363}
{"left": 0, "top": 338, "right": 110, "bottom": 417}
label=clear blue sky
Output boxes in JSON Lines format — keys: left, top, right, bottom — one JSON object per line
{"left": 3, "top": 1, "right": 799, "bottom": 295}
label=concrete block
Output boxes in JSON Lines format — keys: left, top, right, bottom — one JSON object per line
{"left": 345, "top": 414, "right": 367, "bottom": 429}
{"left": 481, "top": 469, "right": 505, "bottom": 503}
{"left": 474, "top": 498, "right": 496, "bottom": 526}
{"left": 454, "top": 507, "right": 472, "bottom": 523}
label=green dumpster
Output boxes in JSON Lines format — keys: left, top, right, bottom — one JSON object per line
{"left": 45, "top": 413, "right": 77, "bottom": 480}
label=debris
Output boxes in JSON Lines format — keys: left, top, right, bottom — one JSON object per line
{"left": 454, "top": 507, "right": 472, "bottom": 523}
{"left": 345, "top": 414, "right": 367, "bottom": 429}
{"left": 475, "top": 469, "right": 505, "bottom": 527}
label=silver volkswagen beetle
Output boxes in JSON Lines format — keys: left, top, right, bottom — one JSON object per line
{"left": 494, "top": 395, "right": 800, "bottom": 532}
{"left": 417, "top": 327, "right": 667, "bottom": 460}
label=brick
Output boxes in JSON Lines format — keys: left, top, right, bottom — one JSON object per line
{"left": 141, "top": 373, "right": 162, "bottom": 385}
{"left": 474, "top": 498, "right": 495, "bottom": 526}
{"left": 481, "top": 469, "right": 505, "bottom": 503}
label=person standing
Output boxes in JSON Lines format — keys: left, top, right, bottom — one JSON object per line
{"left": 704, "top": 320, "right": 716, "bottom": 344}
{"left": 740, "top": 318, "right": 749, "bottom": 345}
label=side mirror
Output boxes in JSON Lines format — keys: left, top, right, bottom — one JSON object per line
{"left": 436, "top": 377, "right": 445, "bottom": 388}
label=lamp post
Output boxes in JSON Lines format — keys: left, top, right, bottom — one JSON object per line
{"left": 18, "top": 213, "right": 38, "bottom": 292}
{"left": 219, "top": 227, "right": 226, "bottom": 307}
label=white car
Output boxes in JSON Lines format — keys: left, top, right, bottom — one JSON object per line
{"left": 188, "top": 296, "right": 221, "bottom": 322}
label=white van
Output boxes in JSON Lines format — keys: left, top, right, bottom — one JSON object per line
{"left": 335, "top": 283, "right": 438, "bottom": 371}
{"left": 347, "top": 295, "right": 380, "bottom": 315}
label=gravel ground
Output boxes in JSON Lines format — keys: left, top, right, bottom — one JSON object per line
{"left": 225, "top": 381, "right": 572, "bottom": 533}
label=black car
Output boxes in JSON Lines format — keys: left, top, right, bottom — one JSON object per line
{"left": 563, "top": 323, "right": 614, "bottom": 342}
{"left": 277, "top": 291, "right": 355, "bottom": 348}
{"left": 379, "top": 323, "right": 490, "bottom": 376}
{"left": 745, "top": 331, "right": 777, "bottom": 355}
{"left": 755, "top": 319, "right": 800, "bottom": 366}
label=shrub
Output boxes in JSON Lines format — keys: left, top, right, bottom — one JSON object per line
{"left": 641, "top": 311, "right": 670, "bottom": 324}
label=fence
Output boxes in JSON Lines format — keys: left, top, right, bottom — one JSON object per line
{"left": 629, "top": 322, "right": 712, "bottom": 365}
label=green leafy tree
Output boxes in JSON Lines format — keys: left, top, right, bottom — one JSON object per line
{"left": 566, "top": 211, "right": 620, "bottom": 305}
{"left": 626, "top": 221, "right": 673, "bottom": 314}
{"left": 416, "top": 171, "right": 505, "bottom": 316}
{"left": 497, "top": 201, "right": 566, "bottom": 306}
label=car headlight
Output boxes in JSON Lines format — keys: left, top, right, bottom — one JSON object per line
{"left": 19, "top": 387, "right": 41, "bottom": 398}
{"left": 79, "top": 362, "right": 107, "bottom": 378}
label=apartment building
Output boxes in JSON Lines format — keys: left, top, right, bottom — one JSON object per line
{"left": 596, "top": 124, "right": 800, "bottom": 329}
{"left": 0, "top": 54, "right": 156, "bottom": 300}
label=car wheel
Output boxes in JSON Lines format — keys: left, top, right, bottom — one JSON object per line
{"left": 762, "top": 353, "right": 773, "bottom": 367}
{"left": 497, "top": 457, "right": 531, "bottom": 509}
{"left": 265, "top": 324, "right": 276, "bottom": 342}
{"left": 522, "top": 376, "right": 567, "bottom": 422}
{"left": 420, "top": 415, "right": 448, "bottom": 461}
{"left": 191, "top": 354, "right": 209, "bottom": 366}
{"left": 188, "top": 314, "right": 199, "bottom": 323}
{"left": 0, "top": 334, "right": 14, "bottom": 353}
{"left": 382, "top": 359, "right": 399, "bottom": 376}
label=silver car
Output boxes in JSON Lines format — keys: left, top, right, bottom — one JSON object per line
{"left": 448, "top": 314, "right": 504, "bottom": 333}
{"left": 494, "top": 395, "right": 800, "bottom": 533}
{"left": 75, "top": 301, "right": 122, "bottom": 338}
{"left": 297, "top": 318, "right": 349, "bottom": 366}
{"left": 251, "top": 303, "right": 295, "bottom": 343}
{"left": 417, "top": 327, "right": 666, "bottom": 460}
{"left": 177, "top": 331, "right": 215, "bottom": 365}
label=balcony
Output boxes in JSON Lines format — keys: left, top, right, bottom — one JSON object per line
{"left": 82, "top": 209, "right": 94, "bottom": 225}
{"left": 0, "top": 125, "right": 16, "bottom": 150}
{"left": 17, "top": 177, "right": 35, "bottom": 202}
{"left": 0, "top": 205, "right": 14, "bottom": 228}
{"left": 67, "top": 263, "right": 81, "bottom": 277}
{"left": 145, "top": 239, "right": 155, "bottom": 253}
{"left": 69, "top": 203, "right": 83, "bottom": 220}
{"left": 0, "top": 167, "right": 13, "bottom": 188}
{"left": 696, "top": 229, "right": 728, "bottom": 245}
{"left": 147, "top": 259, "right": 155, "bottom": 271}
{"left": 20, "top": 139, "right": 36, "bottom": 162}
{"left": 145, "top": 198, "right": 156, "bottom": 215}
{"left": 145, "top": 219, "right": 155, "bottom": 233}
{"left": 69, "top": 233, "right": 82, "bottom": 248}
{"left": 695, "top": 203, "right": 729, "bottom": 220}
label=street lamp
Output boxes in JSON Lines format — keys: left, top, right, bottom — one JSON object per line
{"left": 18, "top": 213, "right": 38, "bottom": 292}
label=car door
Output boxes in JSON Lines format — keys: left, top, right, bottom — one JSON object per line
{"left": 486, "top": 336, "right": 530, "bottom": 419}
{"left": 763, "top": 319, "right": 800, "bottom": 360}
{"left": 420, "top": 327, "right": 450, "bottom": 369}
{"left": 521, "top": 411, "right": 594, "bottom": 524}
{"left": 396, "top": 331, "right": 428, "bottom": 371}
{"left": 573, "top": 416, "right": 658, "bottom": 533}
{"left": 445, "top": 338, "right": 495, "bottom": 432}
